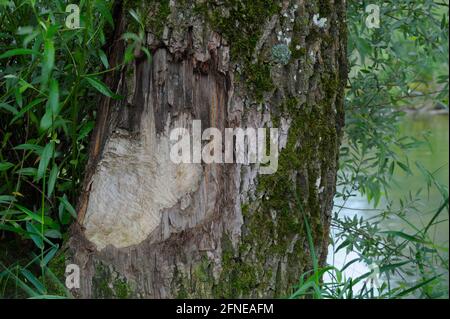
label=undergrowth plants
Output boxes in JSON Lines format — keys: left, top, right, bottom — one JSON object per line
{"left": 0, "top": 0, "right": 120, "bottom": 297}
{"left": 0, "top": 0, "right": 149, "bottom": 297}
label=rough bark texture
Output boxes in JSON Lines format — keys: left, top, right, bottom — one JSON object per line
{"left": 69, "top": 0, "right": 347, "bottom": 298}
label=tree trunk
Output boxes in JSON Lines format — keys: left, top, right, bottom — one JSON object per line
{"left": 69, "top": 0, "right": 347, "bottom": 298}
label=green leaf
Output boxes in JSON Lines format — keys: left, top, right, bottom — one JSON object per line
{"left": 41, "top": 245, "right": 59, "bottom": 267}
{"left": 14, "top": 87, "right": 23, "bottom": 107}
{"left": 379, "top": 261, "right": 411, "bottom": 273}
{"left": 59, "top": 195, "right": 77, "bottom": 219}
{"left": 98, "top": 49, "right": 109, "bottom": 69}
{"left": 47, "top": 165, "right": 58, "bottom": 197}
{"left": 40, "top": 265, "right": 73, "bottom": 298}
{"left": 0, "top": 195, "right": 16, "bottom": 205}
{"left": 129, "top": 9, "right": 143, "bottom": 29}
{"left": 21, "top": 268, "right": 46, "bottom": 294}
{"left": 424, "top": 198, "right": 449, "bottom": 234}
{"left": 121, "top": 32, "right": 141, "bottom": 42}
{"left": 26, "top": 222, "right": 44, "bottom": 250}
{"left": 389, "top": 161, "right": 395, "bottom": 177}
{"left": 44, "top": 230, "right": 61, "bottom": 239}
{"left": 380, "top": 230, "right": 428, "bottom": 244}
{"left": 37, "top": 142, "right": 54, "bottom": 181}
{"left": 0, "top": 161, "right": 14, "bottom": 171}
{"left": 15, "top": 167, "right": 37, "bottom": 177}
{"left": 334, "top": 238, "right": 351, "bottom": 253}
{"left": 48, "top": 78, "right": 59, "bottom": 114}
{"left": 42, "top": 38, "right": 55, "bottom": 82}
{"left": 0, "top": 262, "right": 39, "bottom": 297}
{"left": 10, "top": 97, "right": 46, "bottom": 125}
{"left": 0, "top": 48, "right": 40, "bottom": 59}
{"left": 95, "top": 0, "right": 114, "bottom": 27}
{"left": 84, "top": 76, "right": 121, "bottom": 99}
{"left": 14, "top": 143, "right": 43, "bottom": 154}
{"left": 16, "top": 204, "right": 43, "bottom": 224}
{"left": 396, "top": 161, "right": 412, "bottom": 175}
{"left": 123, "top": 45, "right": 134, "bottom": 64}
{"left": 17, "top": 26, "right": 34, "bottom": 35}
{"left": 77, "top": 121, "right": 94, "bottom": 141}
{"left": 40, "top": 109, "right": 53, "bottom": 131}
{"left": 0, "top": 223, "right": 26, "bottom": 235}
{"left": 0, "top": 102, "right": 18, "bottom": 115}
{"left": 393, "top": 276, "right": 442, "bottom": 298}
{"left": 141, "top": 47, "right": 152, "bottom": 62}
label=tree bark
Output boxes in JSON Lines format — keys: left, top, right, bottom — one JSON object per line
{"left": 69, "top": 0, "right": 347, "bottom": 298}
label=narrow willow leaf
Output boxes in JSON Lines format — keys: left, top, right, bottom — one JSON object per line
{"left": 10, "top": 97, "right": 46, "bottom": 125}
{"left": 0, "top": 262, "right": 39, "bottom": 298}
{"left": 394, "top": 276, "right": 442, "bottom": 298}
{"left": 424, "top": 198, "right": 449, "bottom": 234}
{"left": 15, "top": 167, "right": 37, "bottom": 177}
{"left": 0, "top": 102, "right": 18, "bottom": 115}
{"left": 59, "top": 195, "right": 77, "bottom": 219}
{"left": 334, "top": 238, "right": 351, "bottom": 253}
{"left": 380, "top": 230, "right": 428, "bottom": 244}
{"left": 121, "top": 32, "right": 141, "bottom": 42}
{"left": 41, "top": 244, "right": 59, "bottom": 267}
{"left": 0, "top": 223, "right": 26, "bottom": 235}
{"left": 21, "top": 268, "right": 46, "bottom": 294}
{"left": 129, "top": 9, "right": 143, "bottom": 28}
{"left": 26, "top": 222, "right": 44, "bottom": 250}
{"left": 379, "top": 261, "right": 411, "bottom": 274}
{"left": 44, "top": 229, "right": 61, "bottom": 239}
{"left": 396, "top": 161, "right": 412, "bottom": 175}
{"left": 42, "top": 38, "right": 55, "bottom": 82}
{"left": 14, "top": 87, "right": 23, "bottom": 107}
{"left": 77, "top": 121, "right": 94, "bottom": 141}
{"left": 48, "top": 78, "right": 59, "bottom": 114}
{"left": 141, "top": 47, "right": 152, "bottom": 62}
{"left": 84, "top": 76, "right": 121, "bottom": 99}
{"left": 47, "top": 165, "right": 58, "bottom": 197}
{"left": 13, "top": 143, "right": 43, "bottom": 153}
{"left": 40, "top": 108, "right": 53, "bottom": 131}
{"left": 0, "top": 161, "right": 14, "bottom": 171}
{"left": 37, "top": 142, "right": 54, "bottom": 181}
{"left": 95, "top": 0, "right": 114, "bottom": 27}
{"left": 98, "top": 49, "right": 109, "bottom": 68}
{"left": 0, "top": 195, "right": 16, "bottom": 205}
{"left": 15, "top": 204, "right": 43, "bottom": 224}
{"left": 0, "top": 48, "right": 40, "bottom": 59}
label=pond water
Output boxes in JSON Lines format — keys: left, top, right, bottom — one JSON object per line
{"left": 328, "top": 114, "right": 449, "bottom": 294}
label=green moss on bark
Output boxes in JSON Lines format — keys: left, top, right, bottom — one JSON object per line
{"left": 92, "top": 262, "right": 133, "bottom": 299}
{"left": 194, "top": 1, "right": 282, "bottom": 100}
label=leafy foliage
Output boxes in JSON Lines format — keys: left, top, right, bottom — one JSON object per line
{"left": 292, "top": 0, "right": 449, "bottom": 299}
{"left": 0, "top": 0, "right": 149, "bottom": 297}
{"left": 0, "top": 0, "right": 118, "bottom": 297}
{"left": 340, "top": 0, "right": 449, "bottom": 206}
